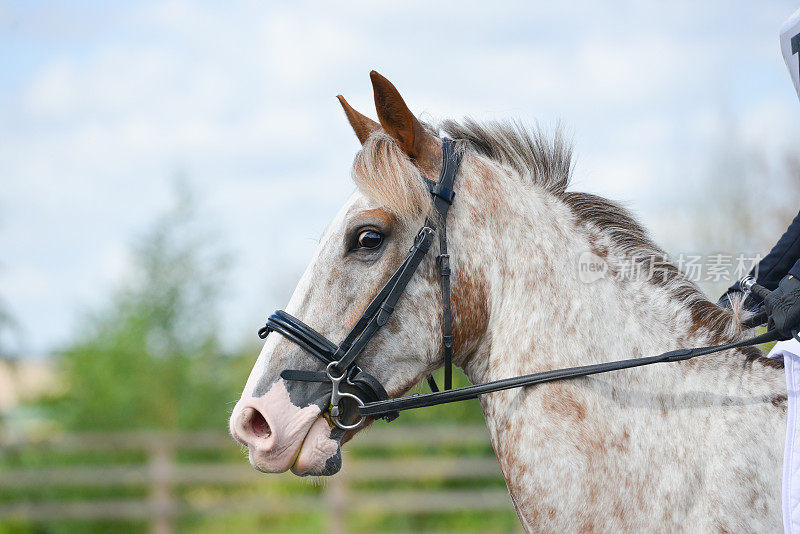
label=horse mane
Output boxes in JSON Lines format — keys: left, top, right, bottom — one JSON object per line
{"left": 440, "top": 118, "right": 573, "bottom": 196}
{"left": 350, "top": 117, "right": 774, "bottom": 366}
{"left": 440, "top": 119, "right": 772, "bottom": 361}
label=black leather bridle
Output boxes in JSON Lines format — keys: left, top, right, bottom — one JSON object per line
{"left": 259, "top": 138, "right": 462, "bottom": 429}
{"left": 259, "top": 138, "right": 782, "bottom": 431}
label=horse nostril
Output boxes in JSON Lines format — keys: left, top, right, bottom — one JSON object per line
{"left": 250, "top": 408, "right": 271, "bottom": 438}
{"left": 235, "top": 406, "right": 272, "bottom": 443}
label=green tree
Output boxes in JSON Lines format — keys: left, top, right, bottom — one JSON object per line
{"left": 51, "top": 185, "right": 239, "bottom": 431}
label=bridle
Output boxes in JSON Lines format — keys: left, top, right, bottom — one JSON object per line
{"left": 259, "top": 139, "right": 783, "bottom": 431}
{"left": 259, "top": 138, "right": 462, "bottom": 429}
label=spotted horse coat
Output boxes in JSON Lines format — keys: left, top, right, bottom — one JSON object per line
{"left": 230, "top": 71, "right": 786, "bottom": 532}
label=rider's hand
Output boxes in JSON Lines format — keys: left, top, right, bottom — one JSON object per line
{"left": 764, "top": 274, "right": 800, "bottom": 340}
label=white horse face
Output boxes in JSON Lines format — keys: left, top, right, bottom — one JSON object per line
{"left": 229, "top": 189, "right": 441, "bottom": 476}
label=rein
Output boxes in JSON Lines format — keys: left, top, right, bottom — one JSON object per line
{"left": 260, "top": 139, "right": 781, "bottom": 429}
{"left": 360, "top": 325, "right": 780, "bottom": 417}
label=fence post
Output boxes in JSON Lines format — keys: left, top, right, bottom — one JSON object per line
{"left": 325, "top": 470, "right": 347, "bottom": 534}
{"left": 148, "top": 435, "right": 175, "bottom": 534}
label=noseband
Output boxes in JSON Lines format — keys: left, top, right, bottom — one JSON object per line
{"left": 259, "top": 138, "right": 783, "bottom": 431}
{"left": 259, "top": 138, "right": 462, "bottom": 429}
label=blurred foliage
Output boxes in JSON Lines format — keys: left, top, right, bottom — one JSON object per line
{"left": 2, "top": 185, "right": 509, "bottom": 533}
{"left": 40, "top": 185, "right": 250, "bottom": 431}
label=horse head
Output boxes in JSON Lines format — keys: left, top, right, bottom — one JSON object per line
{"left": 229, "top": 72, "right": 485, "bottom": 476}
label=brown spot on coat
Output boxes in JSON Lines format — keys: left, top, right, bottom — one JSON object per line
{"left": 772, "top": 394, "right": 788, "bottom": 409}
{"left": 542, "top": 384, "right": 587, "bottom": 421}
{"left": 739, "top": 345, "right": 783, "bottom": 370}
{"left": 452, "top": 267, "right": 489, "bottom": 357}
{"left": 354, "top": 208, "right": 397, "bottom": 230}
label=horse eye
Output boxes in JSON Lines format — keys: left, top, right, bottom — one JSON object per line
{"left": 357, "top": 229, "right": 383, "bottom": 249}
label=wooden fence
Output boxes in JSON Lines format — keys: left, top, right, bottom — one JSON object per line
{"left": 0, "top": 425, "right": 519, "bottom": 533}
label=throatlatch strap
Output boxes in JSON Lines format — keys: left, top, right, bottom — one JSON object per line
{"left": 431, "top": 138, "right": 461, "bottom": 390}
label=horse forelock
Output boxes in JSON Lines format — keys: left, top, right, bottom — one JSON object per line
{"left": 351, "top": 131, "right": 431, "bottom": 222}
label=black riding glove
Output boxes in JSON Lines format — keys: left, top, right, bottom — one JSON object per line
{"left": 764, "top": 274, "right": 800, "bottom": 340}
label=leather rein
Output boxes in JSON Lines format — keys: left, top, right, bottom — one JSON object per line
{"left": 259, "top": 138, "right": 781, "bottom": 430}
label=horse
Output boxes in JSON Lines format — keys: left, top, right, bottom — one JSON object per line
{"left": 229, "top": 71, "right": 786, "bottom": 531}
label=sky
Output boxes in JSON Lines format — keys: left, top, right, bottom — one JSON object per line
{"left": 2, "top": 0, "right": 800, "bottom": 356}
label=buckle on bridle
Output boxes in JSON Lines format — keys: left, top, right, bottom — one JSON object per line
{"left": 416, "top": 225, "right": 434, "bottom": 243}
{"left": 325, "top": 361, "right": 366, "bottom": 430}
{"left": 437, "top": 254, "right": 450, "bottom": 276}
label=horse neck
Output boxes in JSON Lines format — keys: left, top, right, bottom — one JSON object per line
{"left": 452, "top": 157, "right": 748, "bottom": 391}
{"left": 444, "top": 155, "right": 784, "bottom": 531}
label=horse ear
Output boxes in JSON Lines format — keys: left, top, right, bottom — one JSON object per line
{"left": 337, "top": 95, "right": 380, "bottom": 145}
{"left": 370, "top": 70, "right": 438, "bottom": 163}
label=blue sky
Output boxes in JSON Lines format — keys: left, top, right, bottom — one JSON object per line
{"left": 2, "top": 1, "right": 799, "bottom": 355}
